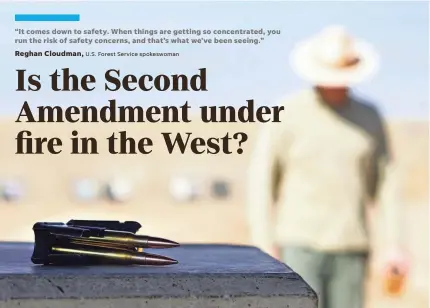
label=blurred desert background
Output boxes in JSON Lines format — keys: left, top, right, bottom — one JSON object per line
{"left": 0, "top": 118, "right": 428, "bottom": 308}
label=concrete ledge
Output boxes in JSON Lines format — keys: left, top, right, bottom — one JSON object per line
{"left": 1, "top": 297, "right": 316, "bottom": 308}
{"left": 0, "top": 243, "right": 317, "bottom": 308}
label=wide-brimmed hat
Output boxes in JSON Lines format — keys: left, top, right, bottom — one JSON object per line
{"left": 290, "top": 25, "right": 379, "bottom": 87}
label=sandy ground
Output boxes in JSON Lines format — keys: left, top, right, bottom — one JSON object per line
{"left": 0, "top": 120, "right": 427, "bottom": 307}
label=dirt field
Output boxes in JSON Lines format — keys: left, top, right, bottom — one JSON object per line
{"left": 0, "top": 119, "right": 427, "bottom": 307}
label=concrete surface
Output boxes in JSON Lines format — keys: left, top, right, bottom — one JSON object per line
{"left": 0, "top": 242, "right": 317, "bottom": 308}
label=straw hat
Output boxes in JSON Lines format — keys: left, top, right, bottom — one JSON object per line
{"left": 290, "top": 25, "right": 379, "bottom": 87}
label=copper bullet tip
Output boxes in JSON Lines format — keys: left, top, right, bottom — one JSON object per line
{"left": 144, "top": 236, "right": 180, "bottom": 249}
{"left": 137, "top": 252, "right": 178, "bottom": 266}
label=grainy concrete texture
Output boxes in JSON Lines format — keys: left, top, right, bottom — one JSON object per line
{"left": 0, "top": 243, "right": 317, "bottom": 308}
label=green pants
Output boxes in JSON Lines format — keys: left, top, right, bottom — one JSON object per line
{"left": 281, "top": 247, "right": 368, "bottom": 308}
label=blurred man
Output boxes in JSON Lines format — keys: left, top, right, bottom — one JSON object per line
{"left": 247, "top": 26, "right": 407, "bottom": 308}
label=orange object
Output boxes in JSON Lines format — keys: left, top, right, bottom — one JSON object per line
{"left": 383, "top": 267, "right": 406, "bottom": 296}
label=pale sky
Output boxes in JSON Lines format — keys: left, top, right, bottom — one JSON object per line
{"left": 0, "top": 1, "right": 428, "bottom": 120}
